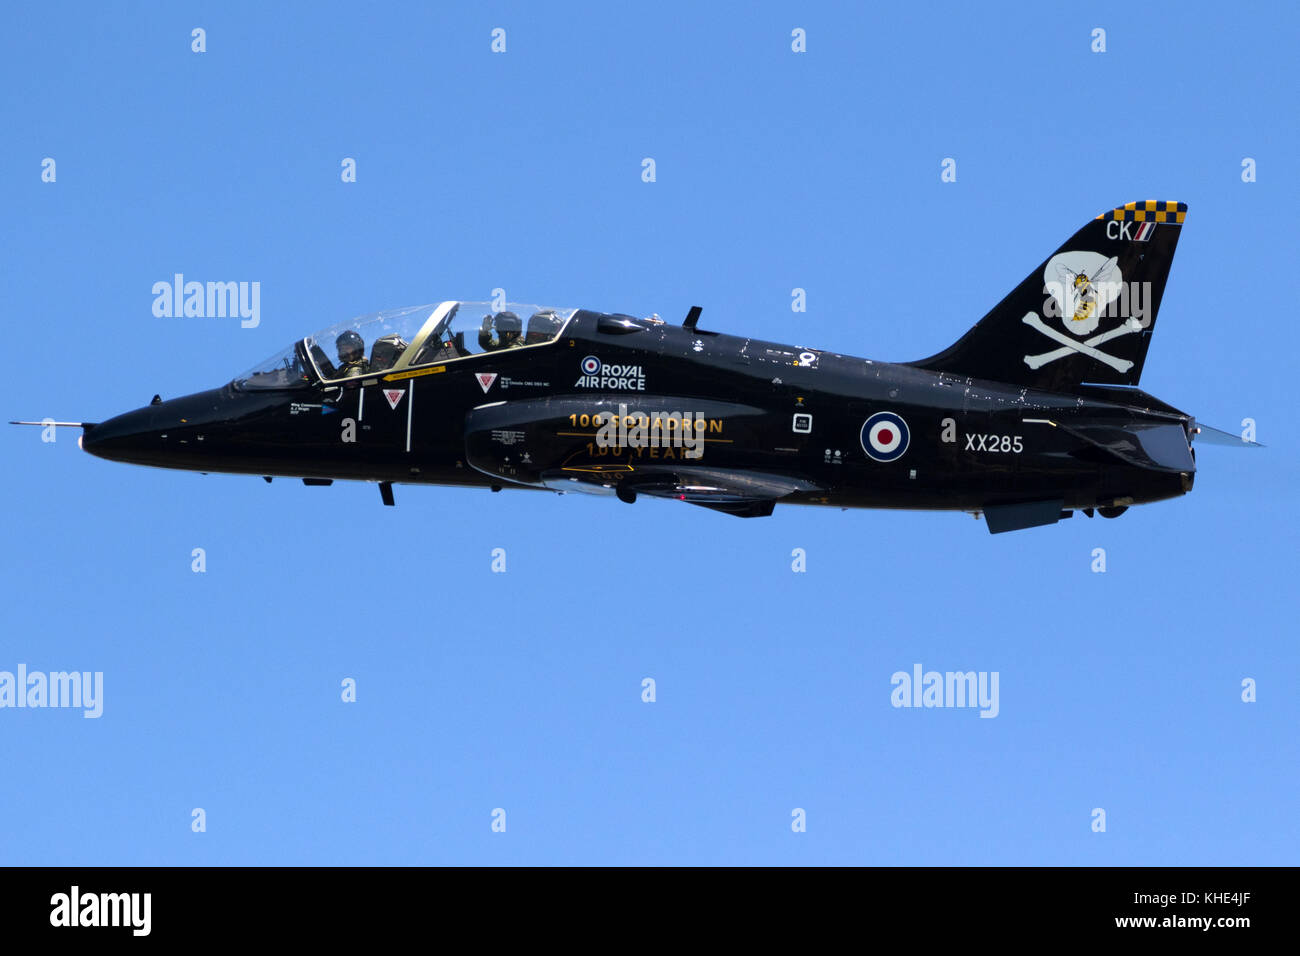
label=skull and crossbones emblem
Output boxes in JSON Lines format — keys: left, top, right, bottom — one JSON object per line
{"left": 1022, "top": 250, "right": 1143, "bottom": 373}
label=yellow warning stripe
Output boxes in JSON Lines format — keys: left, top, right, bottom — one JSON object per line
{"left": 383, "top": 365, "right": 445, "bottom": 382}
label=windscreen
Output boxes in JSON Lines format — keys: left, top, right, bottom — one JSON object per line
{"left": 233, "top": 342, "right": 312, "bottom": 390}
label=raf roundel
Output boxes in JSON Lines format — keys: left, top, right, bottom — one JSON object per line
{"left": 580, "top": 355, "right": 601, "bottom": 375}
{"left": 860, "top": 411, "right": 910, "bottom": 462}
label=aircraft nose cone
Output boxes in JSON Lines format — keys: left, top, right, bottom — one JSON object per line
{"left": 81, "top": 388, "right": 236, "bottom": 468}
{"left": 79, "top": 408, "right": 157, "bottom": 463}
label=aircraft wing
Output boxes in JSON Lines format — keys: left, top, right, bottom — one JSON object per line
{"left": 542, "top": 466, "right": 822, "bottom": 517}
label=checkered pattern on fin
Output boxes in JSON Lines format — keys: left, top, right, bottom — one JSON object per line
{"left": 1095, "top": 200, "right": 1187, "bottom": 224}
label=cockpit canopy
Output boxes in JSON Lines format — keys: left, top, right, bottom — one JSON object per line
{"left": 234, "top": 301, "right": 576, "bottom": 390}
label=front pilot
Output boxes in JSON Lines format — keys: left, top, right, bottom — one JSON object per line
{"left": 335, "top": 330, "right": 370, "bottom": 377}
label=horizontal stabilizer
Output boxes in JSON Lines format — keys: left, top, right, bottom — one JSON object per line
{"left": 1058, "top": 420, "right": 1194, "bottom": 472}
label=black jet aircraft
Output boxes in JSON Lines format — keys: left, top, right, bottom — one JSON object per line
{"left": 13, "top": 201, "right": 1259, "bottom": 532}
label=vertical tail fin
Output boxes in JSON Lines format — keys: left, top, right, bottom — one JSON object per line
{"left": 908, "top": 201, "right": 1186, "bottom": 391}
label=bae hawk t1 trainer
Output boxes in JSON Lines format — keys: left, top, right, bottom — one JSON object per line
{"left": 12, "top": 201, "right": 1259, "bottom": 532}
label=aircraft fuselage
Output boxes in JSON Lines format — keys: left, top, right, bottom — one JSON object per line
{"left": 80, "top": 309, "right": 1193, "bottom": 520}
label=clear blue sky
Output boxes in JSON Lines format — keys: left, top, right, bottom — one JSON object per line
{"left": 1, "top": 1, "right": 1295, "bottom": 865}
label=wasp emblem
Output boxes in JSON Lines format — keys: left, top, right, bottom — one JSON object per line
{"left": 1056, "top": 256, "right": 1117, "bottom": 328}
